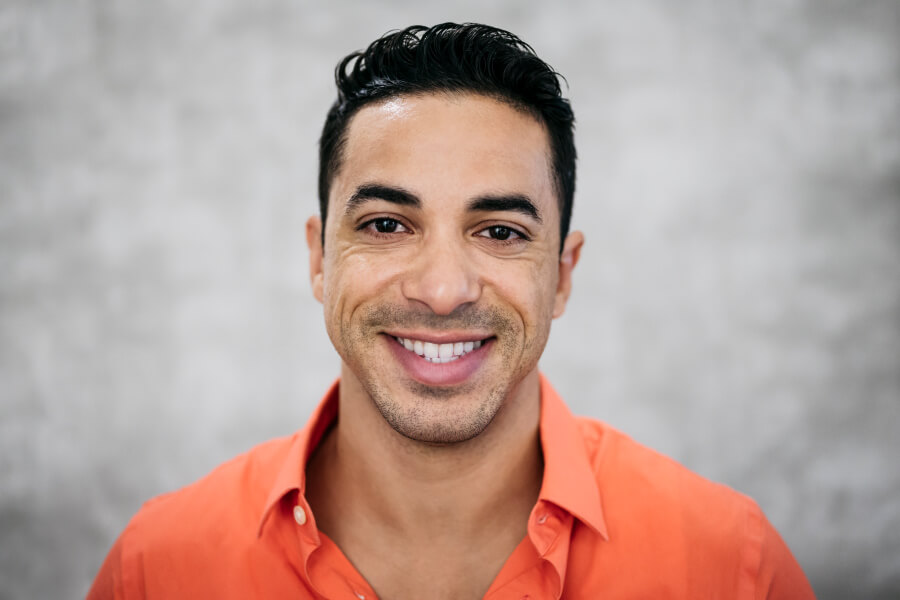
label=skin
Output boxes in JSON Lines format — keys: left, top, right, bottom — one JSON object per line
{"left": 305, "top": 92, "right": 583, "bottom": 600}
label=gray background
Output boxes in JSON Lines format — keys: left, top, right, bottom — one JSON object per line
{"left": 1, "top": 1, "right": 898, "bottom": 598}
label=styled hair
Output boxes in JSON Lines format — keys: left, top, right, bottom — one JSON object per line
{"left": 318, "top": 23, "right": 576, "bottom": 249}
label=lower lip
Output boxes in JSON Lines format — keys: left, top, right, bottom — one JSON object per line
{"left": 386, "top": 336, "right": 492, "bottom": 387}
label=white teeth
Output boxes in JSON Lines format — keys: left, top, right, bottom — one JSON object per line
{"left": 432, "top": 356, "right": 457, "bottom": 364}
{"left": 395, "top": 336, "right": 486, "bottom": 363}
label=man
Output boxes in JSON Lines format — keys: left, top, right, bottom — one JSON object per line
{"left": 89, "top": 23, "right": 815, "bottom": 599}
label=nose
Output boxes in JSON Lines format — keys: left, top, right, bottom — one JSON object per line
{"left": 401, "top": 238, "right": 482, "bottom": 315}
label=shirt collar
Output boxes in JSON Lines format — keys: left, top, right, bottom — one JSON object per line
{"left": 257, "top": 379, "right": 339, "bottom": 537}
{"left": 537, "top": 373, "right": 609, "bottom": 540}
{"left": 257, "top": 374, "right": 608, "bottom": 540}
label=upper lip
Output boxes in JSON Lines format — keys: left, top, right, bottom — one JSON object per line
{"left": 384, "top": 331, "right": 493, "bottom": 344}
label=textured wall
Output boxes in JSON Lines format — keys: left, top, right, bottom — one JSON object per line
{"left": 1, "top": 1, "right": 898, "bottom": 598}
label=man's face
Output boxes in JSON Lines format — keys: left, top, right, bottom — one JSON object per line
{"left": 307, "top": 93, "right": 582, "bottom": 444}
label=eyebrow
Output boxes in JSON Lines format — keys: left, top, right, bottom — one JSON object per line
{"left": 344, "top": 183, "right": 542, "bottom": 223}
{"left": 467, "top": 195, "right": 542, "bottom": 223}
{"left": 345, "top": 184, "right": 421, "bottom": 214}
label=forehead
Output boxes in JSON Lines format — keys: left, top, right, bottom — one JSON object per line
{"left": 333, "top": 93, "right": 556, "bottom": 212}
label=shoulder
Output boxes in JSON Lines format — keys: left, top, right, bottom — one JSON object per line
{"left": 568, "top": 418, "right": 814, "bottom": 598}
{"left": 577, "top": 417, "right": 761, "bottom": 538}
{"left": 89, "top": 433, "right": 318, "bottom": 599}
{"left": 117, "top": 434, "right": 297, "bottom": 568}
{"left": 133, "top": 434, "right": 294, "bottom": 533}
{"left": 88, "top": 435, "right": 299, "bottom": 599}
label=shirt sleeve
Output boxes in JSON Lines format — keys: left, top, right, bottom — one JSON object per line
{"left": 754, "top": 509, "right": 817, "bottom": 599}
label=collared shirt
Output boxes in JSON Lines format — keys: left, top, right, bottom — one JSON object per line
{"left": 88, "top": 375, "right": 815, "bottom": 599}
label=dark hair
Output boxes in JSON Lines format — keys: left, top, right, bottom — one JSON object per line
{"left": 318, "top": 22, "right": 576, "bottom": 250}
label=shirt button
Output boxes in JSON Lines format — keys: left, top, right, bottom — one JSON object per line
{"left": 354, "top": 592, "right": 366, "bottom": 599}
{"left": 293, "top": 505, "right": 307, "bottom": 525}
{"left": 537, "top": 513, "right": 549, "bottom": 524}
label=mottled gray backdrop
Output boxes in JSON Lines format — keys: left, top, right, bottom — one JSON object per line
{"left": 1, "top": 1, "right": 898, "bottom": 598}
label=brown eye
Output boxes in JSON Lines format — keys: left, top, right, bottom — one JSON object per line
{"left": 376, "top": 218, "right": 399, "bottom": 233}
{"left": 360, "top": 217, "right": 408, "bottom": 235}
{"left": 477, "top": 225, "right": 526, "bottom": 242}
{"left": 489, "top": 226, "right": 512, "bottom": 240}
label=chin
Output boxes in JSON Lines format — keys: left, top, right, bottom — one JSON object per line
{"left": 367, "top": 378, "right": 508, "bottom": 445}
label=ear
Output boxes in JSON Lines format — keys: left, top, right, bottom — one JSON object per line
{"left": 306, "top": 216, "right": 324, "bottom": 303}
{"left": 552, "top": 230, "right": 584, "bottom": 319}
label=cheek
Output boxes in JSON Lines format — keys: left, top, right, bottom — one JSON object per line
{"left": 322, "top": 251, "right": 404, "bottom": 324}
{"left": 489, "top": 259, "right": 559, "bottom": 328}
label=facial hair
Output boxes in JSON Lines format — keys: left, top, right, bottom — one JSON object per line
{"left": 341, "top": 303, "right": 529, "bottom": 444}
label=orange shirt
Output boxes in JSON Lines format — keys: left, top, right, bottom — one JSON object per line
{"left": 88, "top": 375, "right": 815, "bottom": 599}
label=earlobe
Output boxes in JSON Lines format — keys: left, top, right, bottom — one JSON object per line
{"left": 552, "top": 231, "right": 584, "bottom": 319}
{"left": 306, "top": 216, "right": 325, "bottom": 303}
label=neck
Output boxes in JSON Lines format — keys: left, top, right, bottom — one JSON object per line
{"left": 307, "top": 368, "right": 543, "bottom": 545}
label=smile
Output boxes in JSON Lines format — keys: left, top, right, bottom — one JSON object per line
{"left": 394, "top": 336, "right": 485, "bottom": 364}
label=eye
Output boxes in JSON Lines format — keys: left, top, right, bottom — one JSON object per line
{"left": 359, "top": 217, "right": 409, "bottom": 235}
{"left": 477, "top": 225, "right": 527, "bottom": 242}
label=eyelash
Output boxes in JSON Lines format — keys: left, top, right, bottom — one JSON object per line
{"left": 357, "top": 217, "right": 411, "bottom": 238}
{"left": 475, "top": 225, "right": 530, "bottom": 244}
{"left": 356, "top": 217, "right": 530, "bottom": 244}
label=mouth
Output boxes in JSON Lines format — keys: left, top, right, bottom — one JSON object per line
{"left": 384, "top": 333, "right": 494, "bottom": 386}
{"left": 392, "top": 336, "right": 485, "bottom": 364}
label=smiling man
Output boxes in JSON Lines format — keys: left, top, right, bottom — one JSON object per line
{"left": 89, "top": 23, "right": 815, "bottom": 600}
